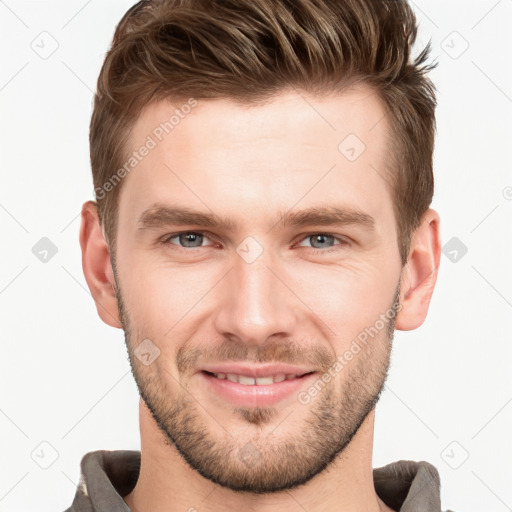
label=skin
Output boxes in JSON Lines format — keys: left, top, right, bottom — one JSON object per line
{"left": 80, "top": 85, "right": 441, "bottom": 512}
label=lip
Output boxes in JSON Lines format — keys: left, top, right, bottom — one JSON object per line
{"left": 198, "top": 368, "right": 318, "bottom": 407}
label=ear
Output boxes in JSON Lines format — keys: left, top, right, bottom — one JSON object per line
{"left": 79, "top": 200, "right": 122, "bottom": 328}
{"left": 395, "top": 208, "right": 441, "bottom": 331}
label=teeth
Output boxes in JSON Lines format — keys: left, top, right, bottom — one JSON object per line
{"left": 212, "top": 372, "right": 302, "bottom": 385}
{"left": 255, "top": 376, "right": 274, "bottom": 385}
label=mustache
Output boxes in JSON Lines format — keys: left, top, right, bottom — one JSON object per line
{"left": 176, "top": 338, "right": 334, "bottom": 374}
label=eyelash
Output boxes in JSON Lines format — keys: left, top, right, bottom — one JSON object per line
{"left": 160, "top": 231, "right": 349, "bottom": 254}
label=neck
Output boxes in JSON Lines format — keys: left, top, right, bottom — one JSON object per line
{"left": 123, "top": 400, "right": 393, "bottom": 512}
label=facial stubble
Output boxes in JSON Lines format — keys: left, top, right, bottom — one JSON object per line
{"left": 112, "top": 261, "right": 399, "bottom": 494}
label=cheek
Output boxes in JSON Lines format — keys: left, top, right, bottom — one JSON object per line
{"left": 120, "top": 258, "right": 219, "bottom": 331}
{"left": 119, "top": 240, "right": 399, "bottom": 347}
{"left": 294, "top": 263, "right": 398, "bottom": 344}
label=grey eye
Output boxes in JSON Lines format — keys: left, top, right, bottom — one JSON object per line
{"left": 304, "top": 234, "right": 337, "bottom": 249}
{"left": 167, "top": 232, "right": 206, "bottom": 248}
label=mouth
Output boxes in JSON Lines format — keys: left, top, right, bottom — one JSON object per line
{"left": 201, "top": 370, "right": 315, "bottom": 386}
{"left": 197, "top": 365, "right": 318, "bottom": 407}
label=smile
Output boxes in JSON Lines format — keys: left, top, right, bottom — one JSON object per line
{"left": 199, "top": 369, "right": 318, "bottom": 407}
{"left": 204, "top": 371, "right": 312, "bottom": 385}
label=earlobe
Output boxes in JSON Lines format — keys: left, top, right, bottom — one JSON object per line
{"left": 79, "top": 200, "right": 122, "bottom": 328}
{"left": 395, "top": 208, "right": 441, "bottom": 331}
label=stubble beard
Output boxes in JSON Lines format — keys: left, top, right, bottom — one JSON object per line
{"left": 113, "top": 265, "right": 399, "bottom": 494}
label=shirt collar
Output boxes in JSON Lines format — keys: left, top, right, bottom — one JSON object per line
{"left": 70, "top": 450, "right": 442, "bottom": 511}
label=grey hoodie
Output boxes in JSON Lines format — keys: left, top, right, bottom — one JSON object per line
{"left": 63, "top": 450, "right": 455, "bottom": 512}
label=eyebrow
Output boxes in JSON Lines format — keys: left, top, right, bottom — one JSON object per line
{"left": 137, "top": 203, "right": 375, "bottom": 232}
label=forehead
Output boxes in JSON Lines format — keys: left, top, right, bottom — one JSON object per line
{"left": 117, "top": 86, "right": 394, "bottom": 234}
{"left": 130, "top": 86, "right": 389, "bottom": 154}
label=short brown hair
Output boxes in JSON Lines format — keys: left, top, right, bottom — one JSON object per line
{"left": 90, "top": 0, "right": 437, "bottom": 265}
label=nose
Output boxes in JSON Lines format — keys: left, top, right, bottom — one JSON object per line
{"left": 212, "top": 249, "right": 299, "bottom": 347}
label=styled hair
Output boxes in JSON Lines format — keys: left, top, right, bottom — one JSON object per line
{"left": 90, "top": 0, "right": 437, "bottom": 265}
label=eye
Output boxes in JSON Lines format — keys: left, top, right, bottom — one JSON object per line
{"left": 162, "top": 231, "right": 214, "bottom": 249}
{"left": 160, "top": 231, "right": 349, "bottom": 253}
{"left": 296, "top": 233, "right": 349, "bottom": 253}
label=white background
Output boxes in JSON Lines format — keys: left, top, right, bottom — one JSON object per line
{"left": 1, "top": 1, "right": 511, "bottom": 511}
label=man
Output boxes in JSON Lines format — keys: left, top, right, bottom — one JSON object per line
{"left": 66, "top": 0, "right": 449, "bottom": 510}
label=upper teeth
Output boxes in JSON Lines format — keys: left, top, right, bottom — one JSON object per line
{"left": 214, "top": 373, "right": 298, "bottom": 385}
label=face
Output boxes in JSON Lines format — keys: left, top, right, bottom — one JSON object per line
{"left": 112, "top": 87, "right": 403, "bottom": 493}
